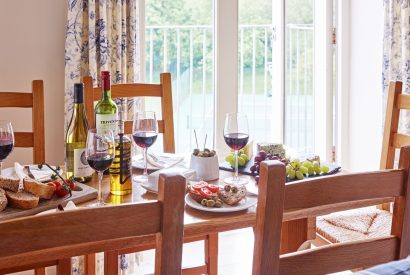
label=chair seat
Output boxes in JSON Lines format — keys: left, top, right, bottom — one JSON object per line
{"left": 316, "top": 207, "right": 392, "bottom": 243}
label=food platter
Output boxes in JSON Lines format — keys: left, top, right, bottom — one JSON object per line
{"left": 185, "top": 194, "right": 257, "bottom": 213}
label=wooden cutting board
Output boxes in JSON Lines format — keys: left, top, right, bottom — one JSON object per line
{"left": 0, "top": 182, "right": 97, "bottom": 221}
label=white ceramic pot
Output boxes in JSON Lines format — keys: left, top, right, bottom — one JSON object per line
{"left": 189, "top": 154, "right": 219, "bottom": 181}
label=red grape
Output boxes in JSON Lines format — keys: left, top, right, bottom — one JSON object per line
{"left": 259, "top": 150, "right": 267, "bottom": 159}
{"left": 250, "top": 165, "right": 257, "bottom": 173}
{"left": 272, "top": 156, "right": 279, "bottom": 160}
{"left": 254, "top": 156, "right": 263, "bottom": 162}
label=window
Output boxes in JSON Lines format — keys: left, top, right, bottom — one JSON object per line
{"left": 144, "top": 0, "right": 335, "bottom": 161}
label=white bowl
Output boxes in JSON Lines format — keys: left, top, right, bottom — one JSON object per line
{"left": 189, "top": 154, "right": 219, "bottom": 181}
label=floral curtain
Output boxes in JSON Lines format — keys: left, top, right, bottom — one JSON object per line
{"left": 382, "top": 0, "right": 410, "bottom": 130}
{"left": 64, "top": 0, "right": 142, "bottom": 274}
{"left": 64, "top": 0, "right": 141, "bottom": 128}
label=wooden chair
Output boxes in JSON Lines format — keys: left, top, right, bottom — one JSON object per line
{"left": 0, "top": 80, "right": 45, "bottom": 163}
{"left": 83, "top": 73, "right": 175, "bottom": 153}
{"left": 84, "top": 74, "right": 218, "bottom": 274}
{"left": 252, "top": 146, "right": 410, "bottom": 275}
{"left": 0, "top": 171, "right": 186, "bottom": 275}
{"left": 316, "top": 81, "right": 408, "bottom": 245}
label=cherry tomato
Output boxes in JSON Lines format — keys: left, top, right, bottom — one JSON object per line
{"left": 205, "top": 184, "right": 219, "bottom": 193}
{"left": 199, "top": 187, "right": 213, "bottom": 198}
{"left": 53, "top": 181, "right": 70, "bottom": 198}
{"left": 66, "top": 179, "right": 76, "bottom": 190}
{"left": 192, "top": 182, "right": 207, "bottom": 191}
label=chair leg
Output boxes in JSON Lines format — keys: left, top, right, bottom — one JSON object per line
{"left": 85, "top": 254, "right": 96, "bottom": 275}
{"left": 57, "top": 258, "right": 71, "bottom": 275}
{"left": 34, "top": 267, "right": 46, "bottom": 275}
{"left": 104, "top": 251, "right": 119, "bottom": 275}
{"left": 205, "top": 233, "right": 218, "bottom": 275}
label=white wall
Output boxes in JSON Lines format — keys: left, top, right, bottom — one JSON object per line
{"left": 347, "top": 0, "right": 384, "bottom": 171}
{"left": 0, "top": 0, "right": 67, "bottom": 167}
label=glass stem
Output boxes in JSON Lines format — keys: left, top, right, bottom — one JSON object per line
{"left": 143, "top": 147, "right": 148, "bottom": 176}
{"left": 97, "top": 171, "right": 103, "bottom": 204}
{"left": 234, "top": 149, "right": 239, "bottom": 182}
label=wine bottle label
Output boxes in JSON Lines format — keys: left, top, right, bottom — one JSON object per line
{"left": 96, "top": 113, "right": 118, "bottom": 135}
{"left": 74, "top": 148, "right": 93, "bottom": 177}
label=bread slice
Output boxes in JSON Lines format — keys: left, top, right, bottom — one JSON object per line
{"left": 6, "top": 190, "right": 39, "bottom": 209}
{"left": 0, "top": 188, "right": 7, "bottom": 212}
{"left": 23, "top": 177, "right": 55, "bottom": 199}
{"left": 218, "top": 185, "right": 247, "bottom": 206}
{"left": 0, "top": 175, "right": 20, "bottom": 192}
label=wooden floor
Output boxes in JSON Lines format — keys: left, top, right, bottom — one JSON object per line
{"left": 11, "top": 228, "right": 352, "bottom": 275}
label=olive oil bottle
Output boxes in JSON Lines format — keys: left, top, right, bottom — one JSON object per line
{"left": 109, "top": 99, "right": 132, "bottom": 195}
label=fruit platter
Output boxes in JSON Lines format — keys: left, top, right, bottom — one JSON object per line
{"left": 185, "top": 180, "right": 257, "bottom": 213}
{"left": 220, "top": 149, "right": 341, "bottom": 183}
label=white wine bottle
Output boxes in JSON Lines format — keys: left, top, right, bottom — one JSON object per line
{"left": 65, "top": 83, "right": 93, "bottom": 183}
{"left": 109, "top": 99, "right": 132, "bottom": 195}
{"left": 95, "top": 71, "right": 118, "bottom": 134}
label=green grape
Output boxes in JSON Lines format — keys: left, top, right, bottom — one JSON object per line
{"left": 286, "top": 165, "right": 291, "bottom": 174}
{"left": 302, "top": 161, "right": 313, "bottom": 168}
{"left": 225, "top": 154, "right": 234, "bottom": 163}
{"left": 320, "top": 166, "right": 330, "bottom": 173}
{"left": 315, "top": 168, "right": 321, "bottom": 174}
{"left": 308, "top": 166, "right": 315, "bottom": 176}
{"left": 228, "top": 159, "right": 235, "bottom": 168}
{"left": 296, "top": 171, "right": 304, "bottom": 180}
{"left": 288, "top": 169, "right": 296, "bottom": 179}
{"left": 299, "top": 166, "right": 308, "bottom": 174}
{"left": 238, "top": 157, "right": 246, "bottom": 166}
{"left": 312, "top": 161, "right": 320, "bottom": 170}
{"left": 241, "top": 154, "right": 249, "bottom": 162}
{"left": 238, "top": 149, "right": 245, "bottom": 155}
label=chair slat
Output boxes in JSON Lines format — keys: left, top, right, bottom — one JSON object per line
{"left": 279, "top": 236, "right": 398, "bottom": 275}
{"left": 14, "top": 132, "right": 34, "bottom": 147}
{"left": 0, "top": 92, "right": 33, "bottom": 107}
{"left": 284, "top": 169, "right": 405, "bottom": 210}
{"left": 124, "top": 120, "right": 164, "bottom": 134}
{"left": 393, "top": 133, "right": 410, "bottom": 149}
{"left": 397, "top": 93, "right": 410, "bottom": 109}
{"left": 111, "top": 83, "right": 163, "bottom": 97}
{"left": 32, "top": 80, "right": 45, "bottom": 163}
{"left": 0, "top": 202, "right": 161, "bottom": 259}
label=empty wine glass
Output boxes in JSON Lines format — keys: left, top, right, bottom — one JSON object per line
{"left": 132, "top": 111, "right": 158, "bottom": 182}
{"left": 223, "top": 113, "right": 249, "bottom": 185}
{"left": 85, "top": 129, "right": 115, "bottom": 206}
{"left": 0, "top": 121, "right": 14, "bottom": 175}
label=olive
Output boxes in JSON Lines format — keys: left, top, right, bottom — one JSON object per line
{"left": 206, "top": 200, "right": 215, "bottom": 207}
{"left": 231, "top": 186, "right": 238, "bottom": 193}
{"left": 214, "top": 200, "right": 223, "bottom": 208}
{"left": 202, "top": 152, "right": 209, "bottom": 157}
{"left": 198, "top": 152, "right": 205, "bottom": 157}
{"left": 201, "top": 199, "right": 207, "bottom": 206}
{"left": 193, "top": 148, "right": 200, "bottom": 156}
{"left": 204, "top": 148, "right": 211, "bottom": 153}
{"left": 224, "top": 185, "right": 231, "bottom": 192}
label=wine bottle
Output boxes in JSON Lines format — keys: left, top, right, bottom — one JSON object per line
{"left": 95, "top": 71, "right": 118, "bottom": 135}
{"left": 109, "top": 99, "right": 132, "bottom": 195}
{"left": 65, "top": 83, "right": 93, "bottom": 183}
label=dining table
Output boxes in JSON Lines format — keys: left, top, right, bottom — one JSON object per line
{"left": 71, "top": 168, "right": 316, "bottom": 275}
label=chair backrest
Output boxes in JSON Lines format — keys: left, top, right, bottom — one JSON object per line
{"left": 83, "top": 73, "right": 175, "bottom": 153}
{"left": 252, "top": 146, "right": 410, "bottom": 275}
{"left": 0, "top": 81, "right": 45, "bottom": 163}
{"left": 0, "top": 172, "right": 186, "bottom": 275}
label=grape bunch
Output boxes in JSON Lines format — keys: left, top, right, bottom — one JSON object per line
{"left": 225, "top": 149, "right": 249, "bottom": 168}
{"left": 286, "top": 159, "right": 330, "bottom": 180}
{"left": 250, "top": 150, "right": 289, "bottom": 183}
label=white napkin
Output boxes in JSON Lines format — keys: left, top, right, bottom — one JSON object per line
{"left": 146, "top": 154, "right": 185, "bottom": 169}
{"left": 14, "top": 162, "right": 27, "bottom": 185}
{"left": 144, "top": 166, "right": 196, "bottom": 193}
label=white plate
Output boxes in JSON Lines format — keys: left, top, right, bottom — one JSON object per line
{"left": 185, "top": 194, "right": 257, "bottom": 213}
{"left": 140, "top": 181, "right": 158, "bottom": 194}
{"left": 132, "top": 153, "right": 186, "bottom": 170}
{"left": 2, "top": 165, "right": 62, "bottom": 182}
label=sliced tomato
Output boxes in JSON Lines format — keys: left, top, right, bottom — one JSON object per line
{"left": 205, "top": 184, "right": 219, "bottom": 193}
{"left": 46, "top": 182, "right": 57, "bottom": 191}
{"left": 192, "top": 182, "right": 207, "bottom": 191}
{"left": 199, "top": 187, "right": 213, "bottom": 198}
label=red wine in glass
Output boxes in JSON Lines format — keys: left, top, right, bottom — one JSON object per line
{"left": 0, "top": 140, "right": 14, "bottom": 160}
{"left": 87, "top": 153, "right": 114, "bottom": 172}
{"left": 223, "top": 133, "right": 249, "bottom": 150}
{"left": 132, "top": 132, "right": 158, "bottom": 148}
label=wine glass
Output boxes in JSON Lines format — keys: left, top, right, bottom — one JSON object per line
{"left": 223, "top": 113, "right": 249, "bottom": 185}
{"left": 0, "top": 121, "right": 14, "bottom": 175}
{"left": 85, "top": 129, "right": 115, "bottom": 206}
{"left": 132, "top": 111, "right": 158, "bottom": 182}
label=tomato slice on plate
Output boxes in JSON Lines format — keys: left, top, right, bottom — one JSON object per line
{"left": 192, "top": 182, "right": 207, "bottom": 191}
{"left": 199, "top": 187, "right": 213, "bottom": 198}
{"left": 205, "top": 184, "right": 219, "bottom": 193}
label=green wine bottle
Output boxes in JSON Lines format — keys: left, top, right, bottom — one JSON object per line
{"left": 95, "top": 71, "right": 118, "bottom": 134}
{"left": 65, "top": 83, "right": 93, "bottom": 183}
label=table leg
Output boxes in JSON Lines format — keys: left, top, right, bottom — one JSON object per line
{"left": 280, "top": 218, "right": 309, "bottom": 254}
{"left": 205, "top": 233, "right": 218, "bottom": 275}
